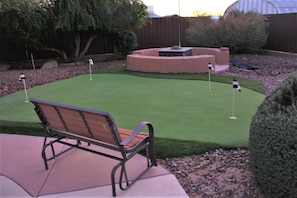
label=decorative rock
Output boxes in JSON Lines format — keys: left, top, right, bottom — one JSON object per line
{"left": 41, "top": 60, "right": 58, "bottom": 69}
{"left": 0, "top": 63, "right": 10, "bottom": 71}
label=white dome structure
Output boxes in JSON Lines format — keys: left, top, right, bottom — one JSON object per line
{"left": 224, "top": 0, "right": 297, "bottom": 16}
{"left": 147, "top": 6, "right": 161, "bottom": 18}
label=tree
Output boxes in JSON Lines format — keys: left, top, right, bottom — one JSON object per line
{"left": 0, "top": 0, "right": 48, "bottom": 62}
{"left": 0, "top": 0, "right": 148, "bottom": 63}
{"left": 44, "top": 0, "right": 148, "bottom": 62}
{"left": 186, "top": 10, "right": 268, "bottom": 54}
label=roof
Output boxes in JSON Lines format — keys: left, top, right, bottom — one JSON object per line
{"left": 271, "top": 0, "right": 297, "bottom": 13}
{"left": 224, "top": 0, "right": 297, "bottom": 16}
{"left": 147, "top": 6, "right": 161, "bottom": 18}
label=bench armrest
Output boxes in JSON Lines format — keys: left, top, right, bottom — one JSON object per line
{"left": 120, "top": 121, "right": 154, "bottom": 146}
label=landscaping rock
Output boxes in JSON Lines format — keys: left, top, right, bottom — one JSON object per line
{"left": 0, "top": 63, "right": 10, "bottom": 71}
{"left": 41, "top": 60, "right": 59, "bottom": 69}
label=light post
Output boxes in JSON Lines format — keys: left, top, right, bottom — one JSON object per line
{"left": 230, "top": 87, "right": 237, "bottom": 119}
{"left": 88, "top": 58, "right": 94, "bottom": 80}
{"left": 19, "top": 73, "right": 29, "bottom": 102}
{"left": 208, "top": 62, "right": 214, "bottom": 91}
{"left": 230, "top": 78, "right": 241, "bottom": 119}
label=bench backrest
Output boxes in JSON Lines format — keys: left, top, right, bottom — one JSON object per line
{"left": 30, "top": 98, "right": 122, "bottom": 147}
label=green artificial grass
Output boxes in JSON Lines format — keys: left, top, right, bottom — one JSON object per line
{"left": 96, "top": 67, "right": 264, "bottom": 94}
{"left": 0, "top": 69, "right": 265, "bottom": 152}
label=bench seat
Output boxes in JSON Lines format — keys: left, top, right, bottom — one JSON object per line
{"left": 29, "top": 98, "right": 157, "bottom": 197}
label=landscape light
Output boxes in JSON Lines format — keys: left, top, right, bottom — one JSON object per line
{"left": 19, "top": 73, "right": 29, "bottom": 102}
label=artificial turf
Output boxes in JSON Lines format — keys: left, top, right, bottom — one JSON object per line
{"left": 0, "top": 71, "right": 265, "bottom": 149}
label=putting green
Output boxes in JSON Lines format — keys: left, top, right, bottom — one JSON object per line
{"left": 0, "top": 74, "right": 265, "bottom": 147}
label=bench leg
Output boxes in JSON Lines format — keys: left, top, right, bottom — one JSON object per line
{"left": 41, "top": 136, "right": 75, "bottom": 170}
{"left": 110, "top": 146, "right": 157, "bottom": 196}
{"left": 111, "top": 162, "right": 123, "bottom": 197}
{"left": 110, "top": 161, "right": 134, "bottom": 197}
{"left": 148, "top": 137, "right": 157, "bottom": 166}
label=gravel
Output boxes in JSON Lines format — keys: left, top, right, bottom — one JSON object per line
{"left": 158, "top": 149, "right": 264, "bottom": 198}
{"left": 0, "top": 61, "right": 127, "bottom": 97}
{"left": 224, "top": 54, "right": 297, "bottom": 95}
{"left": 1, "top": 54, "right": 297, "bottom": 197}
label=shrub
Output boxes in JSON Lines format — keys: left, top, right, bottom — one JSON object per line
{"left": 116, "top": 31, "right": 138, "bottom": 59}
{"left": 186, "top": 10, "right": 268, "bottom": 54}
{"left": 249, "top": 71, "right": 297, "bottom": 197}
{"left": 186, "top": 17, "right": 218, "bottom": 47}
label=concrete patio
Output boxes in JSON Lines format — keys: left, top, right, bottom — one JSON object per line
{"left": 0, "top": 134, "right": 188, "bottom": 197}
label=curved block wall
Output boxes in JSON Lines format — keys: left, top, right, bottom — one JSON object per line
{"left": 127, "top": 47, "right": 229, "bottom": 73}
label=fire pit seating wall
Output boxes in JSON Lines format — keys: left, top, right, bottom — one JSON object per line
{"left": 127, "top": 47, "right": 229, "bottom": 73}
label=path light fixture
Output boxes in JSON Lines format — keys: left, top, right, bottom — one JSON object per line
{"left": 19, "top": 72, "right": 29, "bottom": 103}
{"left": 230, "top": 78, "right": 242, "bottom": 120}
{"left": 208, "top": 62, "right": 214, "bottom": 91}
{"left": 88, "top": 58, "right": 94, "bottom": 80}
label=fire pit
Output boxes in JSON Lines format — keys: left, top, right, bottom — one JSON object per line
{"left": 158, "top": 46, "right": 193, "bottom": 56}
{"left": 127, "top": 47, "right": 229, "bottom": 73}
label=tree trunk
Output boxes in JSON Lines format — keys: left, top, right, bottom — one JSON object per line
{"left": 43, "top": 48, "right": 68, "bottom": 62}
{"left": 78, "top": 34, "right": 97, "bottom": 60}
{"left": 74, "top": 32, "right": 80, "bottom": 60}
{"left": 43, "top": 33, "right": 97, "bottom": 62}
{"left": 113, "top": 33, "right": 120, "bottom": 59}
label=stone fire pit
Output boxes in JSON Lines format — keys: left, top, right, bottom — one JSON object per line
{"left": 127, "top": 47, "right": 229, "bottom": 73}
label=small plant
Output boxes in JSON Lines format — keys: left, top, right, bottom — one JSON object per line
{"left": 249, "top": 71, "right": 297, "bottom": 197}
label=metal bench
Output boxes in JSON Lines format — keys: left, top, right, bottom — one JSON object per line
{"left": 29, "top": 98, "right": 157, "bottom": 197}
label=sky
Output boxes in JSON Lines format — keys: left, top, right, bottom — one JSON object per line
{"left": 142, "top": 0, "right": 237, "bottom": 16}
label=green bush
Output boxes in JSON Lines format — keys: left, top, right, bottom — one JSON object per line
{"left": 187, "top": 10, "right": 268, "bottom": 54}
{"left": 116, "top": 31, "right": 138, "bottom": 59}
{"left": 249, "top": 71, "right": 297, "bottom": 197}
{"left": 185, "top": 17, "right": 218, "bottom": 47}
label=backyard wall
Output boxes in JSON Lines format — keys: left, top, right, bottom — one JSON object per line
{"left": 32, "top": 14, "right": 297, "bottom": 59}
